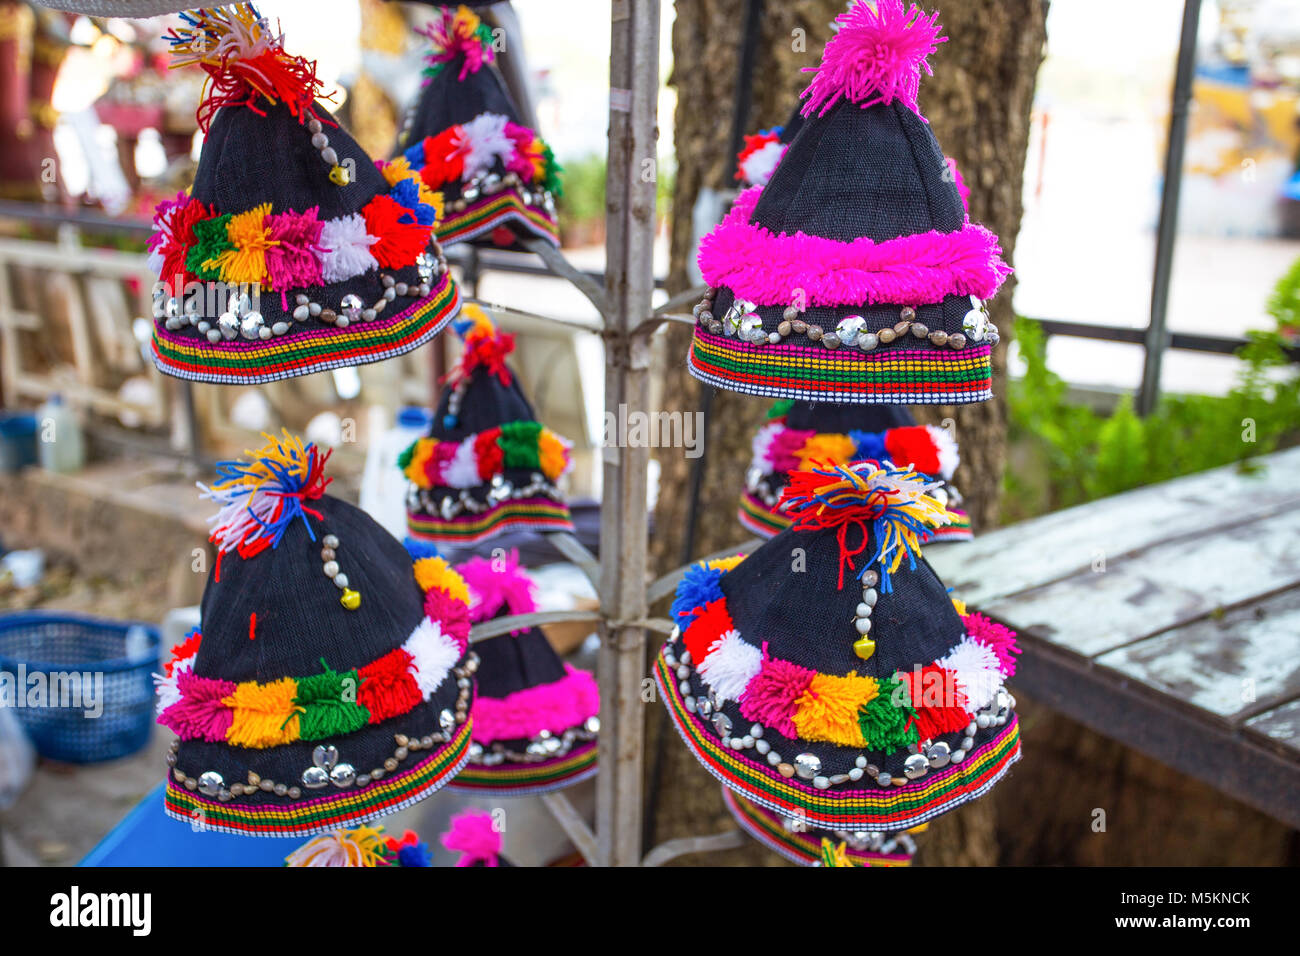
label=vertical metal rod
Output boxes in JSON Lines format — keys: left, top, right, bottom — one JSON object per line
{"left": 1137, "top": 0, "right": 1201, "bottom": 416}
{"left": 596, "top": 0, "right": 660, "bottom": 868}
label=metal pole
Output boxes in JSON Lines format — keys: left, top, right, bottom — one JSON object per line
{"left": 595, "top": 0, "right": 659, "bottom": 867}
{"left": 1137, "top": 0, "right": 1201, "bottom": 416}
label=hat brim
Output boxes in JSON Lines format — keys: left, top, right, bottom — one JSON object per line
{"left": 438, "top": 188, "right": 560, "bottom": 250}
{"left": 721, "top": 787, "right": 914, "bottom": 867}
{"left": 654, "top": 645, "right": 1020, "bottom": 832}
{"left": 152, "top": 270, "right": 460, "bottom": 385}
{"left": 407, "top": 479, "right": 574, "bottom": 545}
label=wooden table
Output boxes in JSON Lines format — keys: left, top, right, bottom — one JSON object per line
{"left": 927, "top": 446, "right": 1300, "bottom": 829}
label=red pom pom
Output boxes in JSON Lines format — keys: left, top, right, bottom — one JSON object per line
{"left": 419, "top": 129, "right": 467, "bottom": 189}
{"left": 358, "top": 648, "right": 423, "bottom": 723}
{"left": 474, "top": 428, "right": 503, "bottom": 480}
{"left": 898, "top": 664, "right": 969, "bottom": 740}
{"left": 682, "top": 598, "right": 734, "bottom": 666}
{"left": 361, "top": 194, "right": 433, "bottom": 269}
{"left": 883, "top": 425, "right": 941, "bottom": 476}
{"left": 165, "top": 630, "right": 203, "bottom": 677}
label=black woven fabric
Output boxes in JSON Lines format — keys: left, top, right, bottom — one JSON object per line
{"left": 475, "top": 623, "right": 568, "bottom": 700}
{"left": 782, "top": 401, "right": 915, "bottom": 434}
{"left": 429, "top": 361, "right": 535, "bottom": 441}
{"left": 720, "top": 524, "right": 964, "bottom": 678}
{"left": 174, "top": 99, "right": 425, "bottom": 328}
{"left": 195, "top": 496, "right": 424, "bottom": 682}
{"left": 401, "top": 57, "right": 520, "bottom": 155}
{"left": 777, "top": 101, "right": 806, "bottom": 146}
{"left": 755, "top": 100, "right": 962, "bottom": 242}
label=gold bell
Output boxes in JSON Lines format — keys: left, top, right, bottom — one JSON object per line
{"left": 328, "top": 164, "right": 351, "bottom": 186}
{"left": 340, "top": 588, "right": 361, "bottom": 610}
{"left": 852, "top": 636, "right": 876, "bottom": 661}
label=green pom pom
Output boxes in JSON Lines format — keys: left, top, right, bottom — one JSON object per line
{"left": 498, "top": 420, "right": 542, "bottom": 470}
{"left": 396, "top": 439, "right": 416, "bottom": 471}
{"left": 767, "top": 399, "right": 794, "bottom": 420}
{"left": 295, "top": 664, "right": 370, "bottom": 741}
{"left": 540, "top": 143, "right": 563, "bottom": 198}
{"left": 187, "top": 213, "right": 232, "bottom": 282}
{"left": 857, "top": 677, "right": 918, "bottom": 752}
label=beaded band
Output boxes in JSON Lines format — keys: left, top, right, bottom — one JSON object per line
{"left": 407, "top": 491, "right": 574, "bottom": 544}
{"left": 449, "top": 737, "right": 599, "bottom": 796}
{"left": 688, "top": 325, "right": 993, "bottom": 404}
{"left": 656, "top": 650, "right": 1021, "bottom": 831}
{"left": 722, "top": 787, "right": 915, "bottom": 867}
{"left": 151, "top": 270, "right": 459, "bottom": 385}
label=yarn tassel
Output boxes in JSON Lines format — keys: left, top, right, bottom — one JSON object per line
{"left": 441, "top": 809, "right": 502, "bottom": 866}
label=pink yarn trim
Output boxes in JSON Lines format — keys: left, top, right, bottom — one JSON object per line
{"left": 736, "top": 649, "right": 814, "bottom": 740}
{"left": 963, "top": 612, "right": 1021, "bottom": 678}
{"left": 697, "top": 186, "right": 1011, "bottom": 308}
{"left": 471, "top": 665, "right": 599, "bottom": 744}
{"left": 456, "top": 552, "right": 538, "bottom": 626}
{"left": 158, "top": 670, "right": 236, "bottom": 742}
{"left": 441, "top": 809, "right": 502, "bottom": 866}
{"left": 800, "top": 0, "right": 945, "bottom": 119}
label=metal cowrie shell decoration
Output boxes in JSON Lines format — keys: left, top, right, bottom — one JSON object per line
{"left": 303, "top": 743, "right": 353, "bottom": 789}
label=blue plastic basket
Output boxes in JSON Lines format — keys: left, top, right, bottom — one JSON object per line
{"left": 0, "top": 611, "right": 161, "bottom": 763}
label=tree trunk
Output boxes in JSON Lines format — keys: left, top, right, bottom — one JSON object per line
{"left": 645, "top": 0, "right": 1047, "bottom": 866}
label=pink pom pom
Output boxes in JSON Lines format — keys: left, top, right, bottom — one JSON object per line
{"left": 737, "top": 649, "right": 815, "bottom": 739}
{"left": 963, "top": 611, "right": 1021, "bottom": 678}
{"left": 801, "top": 0, "right": 946, "bottom": 119}
{"left": 456, "top": 552, "right": 538, "bottom": 626}
{"left": 441, "top": 809, "right": 502, "bottom": 867}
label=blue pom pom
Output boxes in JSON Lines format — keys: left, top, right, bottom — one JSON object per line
{"left": 403, "top": 141, "right": 426, "bottom": 167}
{"left": 671, "top": 562, "right": 727, "bottom": 626}
{"left": 404, "top": 537, "right": 441, "bottom": 560}
{"left": 396, "top": 842, "right": 433, "bottom": 867}
{"left": 849, "top": 429, "right": 886, "bottom": 463}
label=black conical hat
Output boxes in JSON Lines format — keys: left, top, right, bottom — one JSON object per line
{"left": 156, "top": 432, "right": 476, "bottom": 837}
{"left": 661, "top": 460, "right": 1020, "bottom": 831}
{"left": 448, "top": 554, "right": 599, "bottom": 795}
{"left": 149, "top": 6, "right": 457, "bottom": 386}
{"left": 396, "top": 4, "right": 560, "bottom": 250}
{"left": 401, "top": 306, "right": 574, "bottom": 546}
{"left": 690, "top": 0, "right": 1009, "bottom": 405}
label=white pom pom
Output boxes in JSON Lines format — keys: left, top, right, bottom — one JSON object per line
{"left": 698, "top": 629, "right": 763, "bottom": 703}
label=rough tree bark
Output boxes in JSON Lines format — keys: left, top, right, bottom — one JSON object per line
{"left": 645, "top": 0, "right": 1047, "bottom": 866}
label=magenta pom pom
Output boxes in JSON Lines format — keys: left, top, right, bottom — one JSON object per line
{"left": 963, "top": 611, "right": 1021, "bottom": 678}
{"left": 737, "top": 650, "right": 815, "bottom": 739}
{"left": 158, "top": 670, "right": 236, "bottom": 743}
{"left": 441, "top": 809, "right": 502, "bottom": 866}
{"left": 456, "top": 551, "right": 539, "bottom": 626}
{"left": 800, "top": 0, "right": 946, "bottom": 119}
{"left": 471, "top": 665, "right": 600, "bottom": 744}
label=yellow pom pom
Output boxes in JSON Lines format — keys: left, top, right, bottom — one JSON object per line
{"left": 537, "top": 429, "right": 571, "bottom": 482}
{"left": 795, "top": 433, "right": 857, "bottom": 470}
{"left": 211, "top": 202, "right": 277, "bottom": 285}
{"left": 791, "top": 672, "right": 878, "bottom": 747}
{"left": 404, "top": 438, "right": 437, "bottom": 486}
{"left": 413, "top": 556, "right": 469, "bottom": 604}
{"left": 223, "top": 678, "right": 301, "bottom": 749}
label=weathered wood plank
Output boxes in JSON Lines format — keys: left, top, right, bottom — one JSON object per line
{"left": 980, "top": 504, "right": 1300, "bottom": 658}
{"left": 1243, "top": 698, "right": 1300, "bottom": 755}
{"left": 928, "top": 446, "right": 1300, "bottom": 605}
{"left": 1092, "top": 588, "right": 1300, "bottom": 723}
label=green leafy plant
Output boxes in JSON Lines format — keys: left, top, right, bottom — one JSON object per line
{"left": 1006, "top": 263, "right": 1300, "bottom": 520}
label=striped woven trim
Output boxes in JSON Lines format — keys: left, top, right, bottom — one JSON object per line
{"left": 721, "top": 788, "right": 912, "bottom": 868}
{"left": 654, "top": 652, "right": 1020, "bottom": 830}
{"left": 407, "top": 499, "right": 573, "bottom": 544}
{"left": 437, "top": 191, "right": 559, "bottom": 247}
{"left": 737, "top": 490, "right": 787, "bottom": 538}
{"left": 928, "top": 510, "right": 973, "bottom": 542}
{"left": 688, "top": 328, "right": 993, "bottom": 404}
{"left": 162, "top": 719, "right": 472, "bottom": 838}
{"left": 448, "top": 740, "right": 598, "bottom": 796}
{"left": 150, "top": 273, "right": 459, "bottom": 385}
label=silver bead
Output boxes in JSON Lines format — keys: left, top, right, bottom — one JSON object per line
{"left": 835, "top": 314, "right": 866, "bottom": 346}
{"left": 301, "top": 766, "right": 329, "bottom": 789}
{"left": 329, "top": 763, "right": 356, "bottom": 788}
{"left": 793, "top": 753, "right": 821, "bottom": 780}
{"left": 712, "top": 712, "right": 732, "bottom": 738}
{"left": 197, "top": 771, "right": 224, "bottom": 796}
{"left": 903, "top": 753, "right": 929, "bottom": 779}
{"left": 217, "top": 312, "right": 239, "bottom": 340}
{"left": 313, "top": 744, "right": 338, "bottom": 769}
{"left": 340, "top": 295, "right": 363, "bottom": 320}
{"left": 926, "top": 741, "right": 951, "bottom": 768}
{"left": 239, "top": 312, "right": 264, "bottom": 341}
{"left": 963, "top": 308, "right": 988, "bottom": 342}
